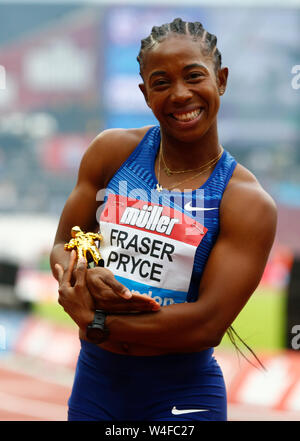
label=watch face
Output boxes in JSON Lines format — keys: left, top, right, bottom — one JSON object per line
{"left": 86, "top": 326, "right": 105, "bottom": 343}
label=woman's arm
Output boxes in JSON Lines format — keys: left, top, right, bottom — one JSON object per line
{"left": 50, "top": 127, "right": 153, "bottom": 273}
{"left": 102, "top": 174, "right": 277, "bottom": 353}
{"left": 50, "top": 130, "right": 113, "bottom": 276}
{"left": 51, "top": 127, "right": 161, "bottom": 323}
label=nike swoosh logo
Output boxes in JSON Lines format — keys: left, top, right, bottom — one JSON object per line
{"left": 171, "top": 406, "right": 209, "bottom": 415}
{"left": 184, "top": 201, "right": 218, "bottom": 212}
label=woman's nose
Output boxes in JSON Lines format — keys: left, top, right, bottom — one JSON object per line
{"left": 170, "top": 81, "right": 193, "bottom": 103}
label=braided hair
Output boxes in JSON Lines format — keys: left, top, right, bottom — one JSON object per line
{"left": 137, "top": 17, "right": 222, "bottom": 75}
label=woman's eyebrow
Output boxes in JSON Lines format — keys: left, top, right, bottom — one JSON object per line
{"left": 149, "top": 70, "right": 167, "bottom": 80}
{"left": 183, "top": 63, "right": 209, "bottom": 71}
{"left": 149, "top": 63, "right": 209, "bottom": 81}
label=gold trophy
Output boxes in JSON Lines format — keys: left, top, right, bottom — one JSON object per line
{"left": 64, "top": 226, "right": 104, "bottom": 267}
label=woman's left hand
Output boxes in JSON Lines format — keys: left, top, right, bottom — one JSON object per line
{"left": 55, "top": 250, "right": 95, "bottom": 330}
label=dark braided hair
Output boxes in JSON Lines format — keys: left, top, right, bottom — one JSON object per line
{"left": 137, "top": 17, "right": 222, "bottom": 76}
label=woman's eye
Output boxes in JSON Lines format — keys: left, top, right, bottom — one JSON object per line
{"left": 152, "top": 79, "right": 169, "bottom": 88}
{"left": 187, "top": 72, "right": 204, "bottom": 80}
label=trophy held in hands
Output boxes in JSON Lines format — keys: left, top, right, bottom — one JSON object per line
{"left": 64, "top": 226, "right": 104, "bottom": 267}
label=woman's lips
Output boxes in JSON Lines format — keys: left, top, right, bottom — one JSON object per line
{"left": 167, "top": 107, "right": 205, "bottom": 128}
{"left": 171, "top": 107, "right": 203, "bottom": 122}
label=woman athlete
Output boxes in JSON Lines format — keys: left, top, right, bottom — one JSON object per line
{"left": 50, "top": 18, "right": 277, "bottom": 421}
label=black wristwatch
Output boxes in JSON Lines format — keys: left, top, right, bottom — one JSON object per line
{"left": 86, "top": 310, "right": 109, "bottom": 344}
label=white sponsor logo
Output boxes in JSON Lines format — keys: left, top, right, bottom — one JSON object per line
{"left": 184, "top": 201, "right": 218, "bottom": 212}
{"left": 171, "top": 406, "right": 208, "bottom": 415}
{"left": 131, "top": 289, "right": 175, "bottom": 306}
{"left": 120, "top": 204, "right": 179, "bottom": 235}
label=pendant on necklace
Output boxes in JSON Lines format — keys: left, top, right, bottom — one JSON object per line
{"left": 164, "top": 167, "right": 172, "bottom": 176}
{"left": 156, "top": 183, "right": 163, "bottom": 192}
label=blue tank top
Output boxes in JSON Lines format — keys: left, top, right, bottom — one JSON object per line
{"left": 98, "top": 125, "right": 237, "bottom": 306}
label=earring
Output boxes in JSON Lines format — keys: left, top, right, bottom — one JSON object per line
{"left": 219, "top": 87, "right": 224, "bottom": 95}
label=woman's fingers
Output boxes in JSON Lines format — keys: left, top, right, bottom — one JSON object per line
{"left": 65, "top": 250, "right": 77, "bottom": 285}
{"left": 55, "top": 250, "right": 77, "bottom": 287}
{"left": 111, "top": 283, "right": 132, "bottom": 300}
{"left": 85, "top": 267, "right": 160, "bottom": 311}
{"left": 88, "top": 268, "right": 132, "bottom": 300}
{"left": 130, "top": 294, "right": 161, "bottom": 311}
{"left": 95, "top": 269, "right": 132, "bottom": 299}
{"left": 75, "top": 257, "right": 88, "bottom": 287}
{"left": 54, "top": 263, "right": 64, "bottom": 285}
{"left": 105, "top": 276, "right": 132, "bottom": 299}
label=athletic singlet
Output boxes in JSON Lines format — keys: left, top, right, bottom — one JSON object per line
{"left": 68, "top": 126, "right": 238, "bottom": 421}
{"left": 98, "top": 125, "right": 237, "bottom": 305}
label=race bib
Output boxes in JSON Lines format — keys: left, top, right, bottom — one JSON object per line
{"left": 99, "top": 194, "right": 207, "bottom": 306}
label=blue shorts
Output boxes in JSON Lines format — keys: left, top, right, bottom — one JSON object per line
{"left": 68, "top": 340, "right": 227, "bottom": 421}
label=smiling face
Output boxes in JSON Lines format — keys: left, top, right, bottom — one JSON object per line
{"left": 139, "top": 34, "right": 228, "bottom": 144}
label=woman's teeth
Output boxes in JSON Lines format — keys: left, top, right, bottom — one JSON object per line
{"left": 172, "top": 108, "right": 202, "bottom": 122}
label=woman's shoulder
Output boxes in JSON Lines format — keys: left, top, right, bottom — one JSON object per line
{"left": 94, "top": 125, "right": 154, "bottom": 148}
{"left": 225, "top": 162, "right": 273, "bottom": 201}
{"left": 221, "top": 162, "right": 277, "bottom": 234}
{"left": 91, "top": 125, "right": 154, "bottom": 163}
{"left": 79, "top": 125, "right": 154, "bottom": 187}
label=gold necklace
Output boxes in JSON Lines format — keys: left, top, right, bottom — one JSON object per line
{"left": 156, "top": 146, "right": 163, "bottom": 192}
{"left": 161, "top": 141, "right": 223, "bottom": 176}
{"left": 156, "top": 145, "right": 223, "bottom": 192}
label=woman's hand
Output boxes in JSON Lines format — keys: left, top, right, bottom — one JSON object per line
{"left": 55, "top": 250, "right": 160, "bottom": 323}
{"left": 86, "top": 266, "right": 161, "bottom": 313}
{"left": 55, "top": 250, "right": 95, "bottom": 330}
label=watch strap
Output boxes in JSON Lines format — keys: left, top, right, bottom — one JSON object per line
{"left": 89, "top": 309, "right": 107, "bottom": 329}
{"left": 86, "top": 310, "right": 109, "bottom": 344}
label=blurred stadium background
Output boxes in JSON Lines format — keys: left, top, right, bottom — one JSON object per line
{"left": 0, "top": 0, "right": 300, "bottom": 421}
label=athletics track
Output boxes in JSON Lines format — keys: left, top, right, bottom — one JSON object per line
{"left": 0, "top": 315, "right": 299, "bottom": 421}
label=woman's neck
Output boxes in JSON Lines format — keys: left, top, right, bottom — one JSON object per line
{"left": 160, "top": 123, "right": 221, "bottom": 171}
